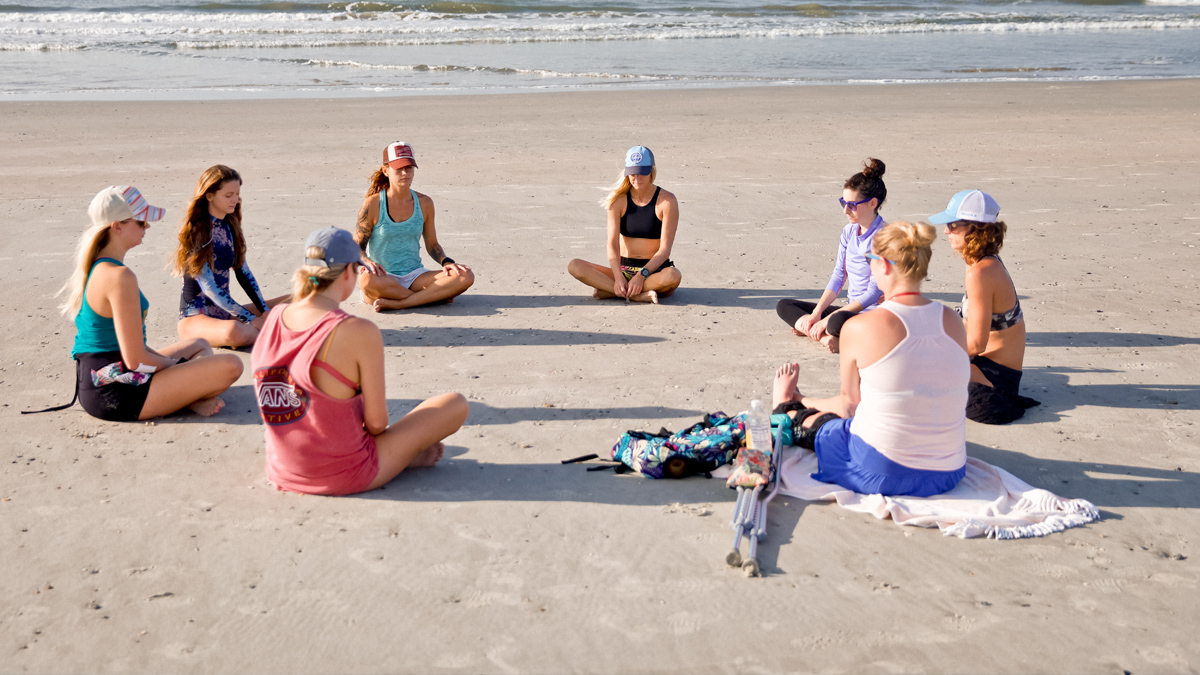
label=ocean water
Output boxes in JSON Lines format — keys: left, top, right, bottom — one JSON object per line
{"left": 1, "top": 0, "right": 1198, "bottom": 99}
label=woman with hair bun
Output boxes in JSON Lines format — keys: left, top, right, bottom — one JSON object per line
{"left": 777, "top": 158, "right": 888, "bottom": 353}
{"left": 250, "top": 227, "right": 468, "bottom": 496}
{"left": 771, "top": 221, "right": 971, "bottom": 497}
{"left": 175, "top": 165, "right": 288, "bottom": 348}
{"left": 930, "top": 189, "right": 1039, "bottom": 424}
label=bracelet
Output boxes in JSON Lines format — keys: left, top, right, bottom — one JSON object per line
{"left": 440, "top": 257, "right": 456, "bottom": 266}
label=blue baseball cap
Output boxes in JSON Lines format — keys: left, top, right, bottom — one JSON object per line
{"left": 929, "top": 189, "right": 1001, "bottom": 225}
{"left": 624, "top": 146, "right": 655, "bottom": 176}
{"left": 305, "top": 226, "right": 363, "bottom": 267}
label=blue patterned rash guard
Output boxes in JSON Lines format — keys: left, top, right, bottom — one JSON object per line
{"left": 178, "top": 216, "right": 266, "bottom": 323}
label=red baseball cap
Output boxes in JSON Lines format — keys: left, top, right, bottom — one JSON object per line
{"left": 383, "top": 141, "right": 418, "bottom": 169}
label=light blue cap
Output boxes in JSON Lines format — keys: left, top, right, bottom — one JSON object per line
{"left": 624, "top": 146, "right": 655, "bottom": 176}
{"left": 929, "top": 189, "right": 1000, "bottom": 225}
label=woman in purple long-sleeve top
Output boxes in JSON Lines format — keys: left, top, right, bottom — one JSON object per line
{"left": 777, "top": 158, "right": 888, "bottom": 353}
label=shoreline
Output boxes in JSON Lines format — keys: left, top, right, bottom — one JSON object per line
{"left": 4, "top": 74, "right": 1200, "bottom": 103}
{"left": 2, "top": 78, "right": 1198, "bottom": 673}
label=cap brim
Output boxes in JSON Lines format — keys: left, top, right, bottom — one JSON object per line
{"left": 927, "top": 211, "right": 955, "bottom": 225}
{"left": 388, "top": 158, "right": 417, "bottom": 169}
{"left": 624, "top": 165, "right": 652, "bottom": 176}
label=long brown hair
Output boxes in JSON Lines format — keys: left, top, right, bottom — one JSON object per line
{"left": 365, "top": 164, "right": 390, "bottom": 198}
{"left": 173, "top": 165, "right": 246, "bottom": 278}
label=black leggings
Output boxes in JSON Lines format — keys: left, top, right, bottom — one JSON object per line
{"left": 776, "top": 299, "right": 859, "bottom": 338}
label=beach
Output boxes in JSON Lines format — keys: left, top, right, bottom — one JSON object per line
{"left": 2, "top": 79, "right": 1199, "bottom": 672}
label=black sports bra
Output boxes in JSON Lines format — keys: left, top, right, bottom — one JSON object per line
{"left": 620, "top": 187, "right": 663, "bottom": 240}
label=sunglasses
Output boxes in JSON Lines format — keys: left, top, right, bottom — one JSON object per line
{"left": 865, "top": 252, "right": 894, "bottom": 265}
{"left": 839, "top": 197, "right": 873, "bottom": 211}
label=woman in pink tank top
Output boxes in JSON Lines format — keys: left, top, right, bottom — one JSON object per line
{"left": 770, "top": 221, "right": 971, "bottom": 497}
{"left": 251, "top": 227, "right": 469, "bottom": 496}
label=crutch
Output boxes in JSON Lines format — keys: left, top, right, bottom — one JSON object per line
{"left": 726, "top": 422, "right": 783, "bottom": 576}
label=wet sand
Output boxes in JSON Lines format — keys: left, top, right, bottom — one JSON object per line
{"left": 1, "top": 79, "right": 1199, "bottom": 673}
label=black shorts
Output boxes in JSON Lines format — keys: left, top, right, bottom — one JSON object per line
{"left": 619, "top": 257, "right": 676, "bottom": 281}
{"left": 76, "top": 351, "right": 153, "bottom": 422}
{"left": 967, "top": 355, "right": 1040, "bottom": 425}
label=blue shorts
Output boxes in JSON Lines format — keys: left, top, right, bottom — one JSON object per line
{"left": 812, "top": 418, "right": 965, "bottom": 497}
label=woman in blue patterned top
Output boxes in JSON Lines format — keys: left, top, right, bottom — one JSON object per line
{"left": 174, "top": 165, "right": 288, "bottom": 347}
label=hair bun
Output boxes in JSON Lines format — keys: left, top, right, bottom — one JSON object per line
{"left": 913, "top": 222, "right": 937, "bottom": 248}
{"left": 861, "top": 158, "right": 886, "bottom": 179}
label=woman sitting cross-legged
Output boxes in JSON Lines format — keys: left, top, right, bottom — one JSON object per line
{"left": 354, "top": 142, "right": 475, "bottom": 312}
{"left": 251, "top": 226, "right": 469, "bottom": 496}
{"left": 771, "top": 221, "right": 970, "bottom": 497}
{"left": 930, "top": 189, "right": 1039, "bottom": 424}
{"left": 567, "top": 145, "right": 682, "bottom": 303}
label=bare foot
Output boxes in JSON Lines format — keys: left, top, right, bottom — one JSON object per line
{"left": 791, "top": 327, "right": 806, "bottom": 338}
{"left": 593, "top": 289, "right": 617, "bottom": 300}
{"left": 408, "top": 442, "right": 444, "bottom": 468}
{"left": 772, "top": 363, "right": 801, "bottom": 410}
{"left": 629, "top": 290, "right": 658, "bottom": 303}
{"left": 648, "top": 290, "right": 659, "bottom": 305}
{"left": 373, "top": 297, "right": 406, "bottom": 312}
{"left": 821, "top": 335, "right": 840, "bottom": 354}
{"left": 188, "top": 396, "right": 225, "bottom": 417}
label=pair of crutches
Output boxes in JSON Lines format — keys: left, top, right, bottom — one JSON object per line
{"left": 725, "top": 423, "right": 783, "bottom": 577}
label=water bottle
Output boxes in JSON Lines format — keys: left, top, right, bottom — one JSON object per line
{"left": 745, "top": 399, "right": 771, "bottom": 452}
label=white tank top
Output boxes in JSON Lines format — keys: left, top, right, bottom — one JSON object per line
{"left": 849, "top": 300, "right": 969, "bottom": 471}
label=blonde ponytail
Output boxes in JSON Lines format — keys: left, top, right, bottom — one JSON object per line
{"left": 59, "top": 223, "right": 111, "bottom": 318}
{"left": 291, "top": 246, "right": 350, "bottom": 301}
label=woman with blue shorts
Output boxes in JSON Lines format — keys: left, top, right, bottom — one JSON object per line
{"left": 771, "top": 221, "right": 970, "bottom": 497}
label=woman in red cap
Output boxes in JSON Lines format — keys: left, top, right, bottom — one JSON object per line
{"left": 354, "top": 142, "right": 475, "bottom": 311}
{"left": 567, "top": 145, "right": 682, "bottom": 303}
{"left": 40, "top": 186, "right": 243, "bottom": 421}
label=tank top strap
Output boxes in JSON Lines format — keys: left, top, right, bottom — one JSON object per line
{"left": 880, "top": 300, "right": 943, "bottom": 338}
{"left": 377, "top": 190, "right": 392, "bottom": 224}
{"left": 283, "top": 308, "right": 353, "bottom": 392}
{"left": 407, "top": 189, "right": 422, "bottom": 223}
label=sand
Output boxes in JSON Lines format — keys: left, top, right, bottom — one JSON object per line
{"left": 1, "top": 80, "right": 1198, "bottom": 673}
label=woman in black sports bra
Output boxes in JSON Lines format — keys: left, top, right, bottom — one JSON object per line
{"left": 931, "top": 189, "right": 1039, "bottom": 424}
{"left": 567, "top": 146, "right": 681, "bottom": 304}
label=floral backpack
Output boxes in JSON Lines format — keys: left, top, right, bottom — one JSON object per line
{"left": 610, "top": 412, "right": 746, "bottom": 479}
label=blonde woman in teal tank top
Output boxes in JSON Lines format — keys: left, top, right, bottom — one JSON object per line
{"left": 37, "top": 186, "right": 244, "bottom": 422}
{"left": 353, "top": 142, "right": 475, "bottom": 311}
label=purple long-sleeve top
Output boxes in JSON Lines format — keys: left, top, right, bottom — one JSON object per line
{"left": 825, "top": 215, "right": 885, "bottom": 309}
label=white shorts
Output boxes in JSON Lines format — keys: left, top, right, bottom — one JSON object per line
{"left": 362, "top": 266, "right": 433, "bottom": 290}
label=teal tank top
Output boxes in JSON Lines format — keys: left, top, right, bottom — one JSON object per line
{"left": 365, "top": 189, "right": 424, "bottom": 276}
{"left": 72, "top": 257, "right": 149, "bottom": 357}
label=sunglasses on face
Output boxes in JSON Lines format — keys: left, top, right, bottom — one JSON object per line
{"left": 865, "top": 252, "right": 894, "bottom": 265}
{"left": 839, "top": 197, "right": 873, "bottom": 211}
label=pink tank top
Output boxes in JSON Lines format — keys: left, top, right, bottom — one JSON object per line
{"left": 251, "top": 305, "right": 378, "bottom": 495}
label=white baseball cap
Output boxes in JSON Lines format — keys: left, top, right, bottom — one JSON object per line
{"left": 928, "top": 189, "right": 1000, "bottom": 224}
{"left": 88, "top": 186, "right": 165, "bottom": 228}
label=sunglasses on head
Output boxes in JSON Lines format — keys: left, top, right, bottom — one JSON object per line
{"left": 839, "top": 196, "right": 873, "bottom": 211}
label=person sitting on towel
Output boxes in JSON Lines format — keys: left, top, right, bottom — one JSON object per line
{"left": 771, "top": 221, "right": 970, "bottom": 497}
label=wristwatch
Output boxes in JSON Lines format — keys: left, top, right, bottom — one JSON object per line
{"left": 639, "top": 267, "right": 651, "bottom": 278}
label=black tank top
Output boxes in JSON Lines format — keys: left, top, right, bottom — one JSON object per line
{"left": 620, "top": 187, "right": 663, "bottom": 239}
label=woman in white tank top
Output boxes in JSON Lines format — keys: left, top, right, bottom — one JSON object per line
{"left": 771, "top": 221, "right": 971, "bottom": 497}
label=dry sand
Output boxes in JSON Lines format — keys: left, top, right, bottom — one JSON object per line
{"left": 2, "top": 80, "right": 1198, "bottom": 673}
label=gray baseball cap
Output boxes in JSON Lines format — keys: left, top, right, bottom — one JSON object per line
{"left": 304, "top": 227, "right": 363, "bottom": 267}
